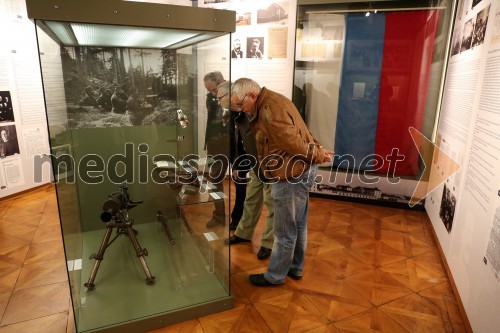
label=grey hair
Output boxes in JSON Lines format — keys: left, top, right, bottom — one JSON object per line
{"left": 203, "top": 71, "right": 225, "bottom": 85}
{"left": 217, "top": 81, "right": 231, "bottom": 95}
{"left": 231, "top": 78, "right": 261, "bottom": 100}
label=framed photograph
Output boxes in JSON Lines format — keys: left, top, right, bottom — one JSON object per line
{"left": 0, "top": 91, "right": 15, "bottom": 123}
{"left": 0, "top": 125, "right": 20, "bottom": 158}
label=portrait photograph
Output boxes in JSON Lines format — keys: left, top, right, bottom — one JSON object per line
{"left": 246, "top": 37, "right": 265, "bottom": 59}
{"left": 0, "top": 125, "right": 20, "bottom": 158}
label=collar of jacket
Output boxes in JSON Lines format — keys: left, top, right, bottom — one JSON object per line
{"left": 248, "top": 87, "right": 269, "bottom": 123}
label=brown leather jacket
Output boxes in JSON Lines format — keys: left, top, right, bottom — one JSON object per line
{"left": 249, "top": 87, "right": 325, "bottom": 181}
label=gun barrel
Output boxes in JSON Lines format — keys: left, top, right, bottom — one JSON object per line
{"left": 100, "top": 209, "right": 114, "bottom": 222}
{"left": 156, "top": 210, "right": 175, "bottom": 245}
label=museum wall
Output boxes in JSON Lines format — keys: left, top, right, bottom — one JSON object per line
{"left": 425, "top": 0, "right": 500, "bottom": 331}
{"left": 0, "top": 0, "right": 52, "bottom": 198}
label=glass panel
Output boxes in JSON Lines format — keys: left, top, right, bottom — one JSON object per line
{"left": 36, "top": 18, "right": 231, "bottom": 332}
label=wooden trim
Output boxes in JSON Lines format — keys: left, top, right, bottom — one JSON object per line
{"left": 1, "top": 183, "right": 54, "bottom": 201}
{"left": 423, "top": 214, "right": 473, "bottom": 333}
{"left": 26, "top": 0, "right": 236, "bottom": 33}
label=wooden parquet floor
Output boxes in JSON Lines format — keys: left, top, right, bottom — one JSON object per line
{"left": 0, "top": 185, "right": 467, "bottom": 332}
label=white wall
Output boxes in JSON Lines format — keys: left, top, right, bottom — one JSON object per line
{"left": 426, "top": 0, "right": 500, "bottom": 331}
{"left": 0, "top": 0, "right": 51, "bottom": 198}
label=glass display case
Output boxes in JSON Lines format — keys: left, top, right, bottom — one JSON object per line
{"left": 27, "top": 0, "right": 235, "bottom": 332}
{"left": 294, "top": 0, "right": 454, "bottom": 207}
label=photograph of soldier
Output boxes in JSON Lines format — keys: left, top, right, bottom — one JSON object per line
{"left": 60, "top": 46, "right": 180, "bottom": 129}
{"left": 0, "top": 92, "right": 15, "bottom": 123}
{"left": 111, "top": 85, "right": 127, "bottom": 114}
{"left": 78, "top": 86, "right": 98, "bottom": 107}
{"left": 472, "top": 4, "right": 490, "bottom": 48}
{"left": 96, "top": 88, "right": 113, "bottom": 111}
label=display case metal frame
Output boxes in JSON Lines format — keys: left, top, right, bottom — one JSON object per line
{"left": 26, "top": 0, "right": 236, "bottom": 35}
{"left": 27, "top": 1, "right": 235, "bottom": 332}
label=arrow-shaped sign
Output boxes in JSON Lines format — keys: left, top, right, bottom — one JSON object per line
{"left": 409, "top": 127, "right": 461, "bottom": 207}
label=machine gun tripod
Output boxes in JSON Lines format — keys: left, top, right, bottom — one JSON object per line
{"left": 84, "top": 187, "right": 155, "bottom": 291}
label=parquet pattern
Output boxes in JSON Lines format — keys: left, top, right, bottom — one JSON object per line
{"left": 0, "top": 185, "right": 467, "bottom": 332}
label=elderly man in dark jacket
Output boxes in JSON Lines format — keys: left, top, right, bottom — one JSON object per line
{"left": 230, "top": 78, "right": 333, "bottom": 287}
{"left": 203, "top": 71, "right": 229, "bottom": 228}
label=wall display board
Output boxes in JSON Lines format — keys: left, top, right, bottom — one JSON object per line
{"left": 199, "top": 0, "right": 296, "bottom": 96}
{"left": 294, "top": 1, "right": 455, "bottom": 208}
{"left": 426, "top": 0, "right": 500, "bottom": 331}
{"left": 0, "top": 0, "right": 51, "bottom": 198}
{"left": 197, "top": 0, "right": 297, "bottom": 154}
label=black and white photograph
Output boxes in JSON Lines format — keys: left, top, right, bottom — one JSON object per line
{"left": 231, "top": 38, "right": 244, "bottom": 59}
{"left": 451, "top": 25, "right": 463, "bottom": 56}
{"left": 0, "top": 91, "right": 15, "bottom": 123}
{"left": 472, "top": 0, "right": 483, "bottom": 10}
{"left": 472, "top": 4, "right": 490, "bottom": 48}
{"left": 439, "top": 183, "right": 456, "bottom": 233}
{"left": 257, "top": 2, "right": 288, "bottom": 24}
{"left": 60, "top": 46, "right": 191, "bottom": 129}
{"left": 460, "top": 18, "right": 475, "bottom": 52}
{"left": 312, "top": 182, "right": 422, "bottom": 206}
{"left": 0, "top": 125, "right": 20, "bottom": 158}
{"left": 246, "top": 37, "right": 265, "bottom": 59}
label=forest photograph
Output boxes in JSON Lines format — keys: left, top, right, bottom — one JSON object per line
{"left": 61, "top": 46, "right": 193, "bottom": 129}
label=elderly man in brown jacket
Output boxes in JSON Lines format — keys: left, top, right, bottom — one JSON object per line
{"left": 230, "top": 78, "right": 333, "bottom": 286}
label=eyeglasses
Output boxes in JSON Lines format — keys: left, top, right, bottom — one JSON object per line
{"left": 216, "top": 93, "right": 228, "bottom": 100}
{"left": 233, "top": 95, "right": 247, "bottom": 108}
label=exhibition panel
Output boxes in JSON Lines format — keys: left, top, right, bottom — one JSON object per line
{"left": 27, "top": 0, "right": 235, "bottom": 332}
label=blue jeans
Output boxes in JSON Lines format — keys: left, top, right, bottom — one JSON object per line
{"left": 264, "top": 164, "right": 317, "bottom": 284}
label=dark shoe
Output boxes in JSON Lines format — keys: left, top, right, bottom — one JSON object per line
{"left": 226, "top": 235, "right": 251, "bottom": 245}
{"left": 249, "top": 273, "right": 275, "bottom": 287}
{"left": 287, "top": 271, "right": 302, "bottom": 280}
{"left": 206, "top": 216, "right": 224, "bottom": 228}
{"left": 229, "top": 220, "right": 239, "bottom": 231}
{"left": 257, "top": 247, "right": 271, "bottom": 260}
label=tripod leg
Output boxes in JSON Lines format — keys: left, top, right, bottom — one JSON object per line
{"left": 126, "top": 225, "right": 155, "bottom": 285}
{"left": 84, "top": 226, "right": 113, "bottom": 291}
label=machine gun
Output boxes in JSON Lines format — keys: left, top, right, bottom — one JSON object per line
{"left": 84, "top": 186, "right": 155, "bottom": 291}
